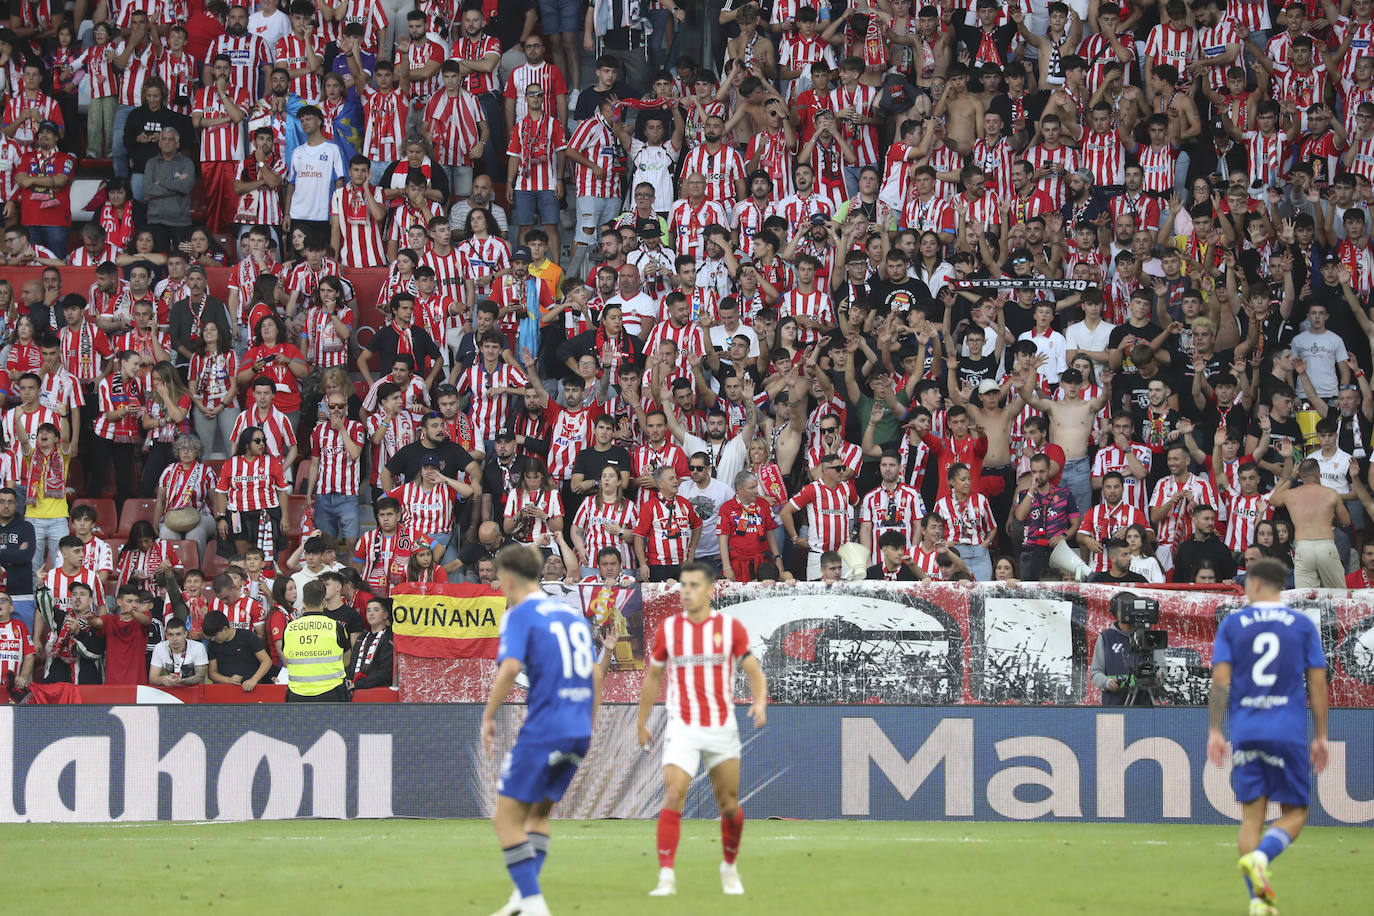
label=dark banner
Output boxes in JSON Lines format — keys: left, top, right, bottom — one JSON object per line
{"left": 2, "top": 705, "right": 1370, "bottom": 825}
{"left": 397, "top": 583, "right": 1374, "bottom": 707}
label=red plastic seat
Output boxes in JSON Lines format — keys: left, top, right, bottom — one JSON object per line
{"left": 71, "top": 498, "right": 117, "bottom": 538}
{"left": 286, "top": 494, "right": 309, "bottom": 534}
{"left": 169, "top": 539, "right": 200, "bottom": 571}
{"left": 117, "top": 498, "right": 158, "bottom": 537}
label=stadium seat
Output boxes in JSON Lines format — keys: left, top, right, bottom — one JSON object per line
{"left": 170, "top": 540, "right": 199, "bottom": 572}
{"left": 286, "top": 495, "right": 310, "bottom": 534}
{"left": 117, "top": 499, "right": 158, "bottom": 537}
{"left": 353, "top": 379, "right": 370, "bottom": 402}
{"left": 201, "top": 548, "right": 231, "bottom": 579}
{"left": 204, "top": 458, "right": 226, "bottom": 481}
{"left": 71, "top": 498, "right": 117, "bottom": 538}
{"left": 105, "top": 538, "right": 126, "bottom": 565}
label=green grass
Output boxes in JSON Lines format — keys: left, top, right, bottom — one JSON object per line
{"left": 2, "top": 819, "right": 1367, "bottom": 914}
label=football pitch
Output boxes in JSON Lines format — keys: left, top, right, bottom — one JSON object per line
{"left": 3, "top": 819, "right": 1368, "bottom": 914}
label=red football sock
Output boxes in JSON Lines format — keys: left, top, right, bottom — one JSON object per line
{"left": 721, "top": 808, "right": 744, "bottom": 865}
{"left": 657, "top": 808, "right": 682, "bottom": 868}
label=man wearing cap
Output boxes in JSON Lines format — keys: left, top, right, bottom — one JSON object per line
{"left": 284, "top": 105, "right": 346, "bottom": 245}
{"left": 491, "top": 246, "right": 555, "bottom": 355}
{"left": 1061, "top": 167, "right": 1109, "bottom": 227}
{"left": 13, "top": 120, "right": 74, "bottom": 257}
{"left": 627, "top": 219, "right": 676, "bottom": 301}
{"left": 142, "top": 127, "right": 196, "bottom": 249}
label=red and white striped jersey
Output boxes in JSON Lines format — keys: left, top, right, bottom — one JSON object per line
{"left": 282, "top": 257, "right": 342, "bottom": 307}
{"left": 45, "top": 567, "right": 103, "bottom": 619}
{"left": 779, "top": 33, "right": 836, "bottom": 101}
{"left": 116, "top": 541, "right": 180, "bottom": 589}
{"left": 230, "top": 406, "right": 297, "bottom": 460}
{"left": 1079, "top": 500, "right": 1150, "bottom": 572}
{"left": 787, "top": 480, "right": 854, "bottom": 552}
{"left": 456, "top": 235, "right": 510, "bottom": 289}
{"left": 732, "top": 199, "right": 771, "bottom": 250}
{"left": 79, "top": 537, "right": 114, "bottom": 577}
{"left": 234, "top": 154, "right": 286, "bottom": 227}
{"left": 311, "top": 419, "right": 364, "bottom": 496}
{"left": 926, "top": 144, "right": 965, "bottom": 200}
{"left": 363, "top": 372, "right": 428, "bottom": 415}
{"left": 330, "top": 184, "right": 388, "bottom": 268}
{"left": 112, "top": 39, "right": 158, "bottom": 106}
{"left": 188, "top": 350, "right": 237, "bottom": 409}
{"left": 302, "top": 306, "right": 353, "bottom": 369}
{"left": 450, "top": 33, "right": 502, "bottom": 95}
{"left": 634, "top": 493, "right": 701, "bottom": 564}
{"left": 414, "top": 292, "right": 459, "bottom": 347}
{"left": 933, "top": 492, "right": 996, "bottom": 546}
{"left": 568, "top": 114, "right": 624, "bottom": 199}
{"left": 572, "top": 496, "right": 637, "bottom": 565}
{"left": 61, "top": 321, "right": 113, "bottom": 384}
{"left": 1079, "top": 31, "right": 1136, "bottom": 93}
{"left": 902, "top": 193, "right": 957, "bottom": 235}
{"left": 424, "top": 88, "right": 483, "bottom": 166}
{"left": 669, "top": 197, "right": 730, "bottom": 261}
{"left": 0, "top": 90, "right": 60, "bottom": 149}
{"left": 1148, "top": 472, "right": 1220, "bottom": 547}
{"left": 211, "top": 595, "right": 265, "bottom": 632}
{"left": 362, "top": 86, "right": 407, "bottom": 163}
{"left": 364, "top": 410, "right": 418, "bottom": 486}
{"left": 507, "top": 114, "right": 568, "bottom": 192}
{"left": 1342, "top": 79, "right": 1374, "bottom": 136}
{"left": 1336, "top": 237, "right": 1374, "bottom": 293}
{"left": 908, "top": 544, "right": 943, "bottom": 579}
{"left": 767, "top": 191, "right": 833, "bottom": 233}
{"left": 1243, "top": 129, "right": 1284, "bottom": 187}
{"left": 806, "top": 440, "right": 863, "bottom": 489}
{"left": 828, "top": 83, "right": 880, "bottom": 164}
{"left": 194, "top": 85, "right": 250, "bottom": 161}
{"left": 1334, "top": 17, "right": 1374, "bottom": 82}
{"left": 1137, "top": 144, "right": 1179, "bottom": 195}
{"left": 338, "top": 0, "right": 387, "bottom": 53}
{"left": 205, "top": 33, "right": 269, "bottom": 100}
{"left": 74, "top": 42, "right": 119, "bottom": 99}
{"left": 680, "top": 142, "right": 748, "bottom": 204}
{"left": 1144, "top": 22, "right": 1196, "bottom": 72}
{"left": 745, "top": 129, "right": 796, "bottom": 200}
{"left": 3, "top": 406, "right": 60, "bottom": 460}
{"left": 1110, "top": 192, "right": 1164, "bottom": 234}
{"left": 157, "top": 460, "right": 214, "bottom": 512}
{"left": 274, "top": 33, "right": 325, "bottom": 100}
{"left": 389, "top": 480, "right": 456, "bottom": 543}
{"left": 1091, "top": 442, "right": 1153, "bottom": 513}
{"left": 1224, "top": 491, "right": 1272, "bottom": 552}
{"left": 354, "top": 528, "right": 414, "bottom": 596}
{"left": 777, "top": 287, "right": 834, "bottom": 346}
{"left": 1026, "top": 142, "right": 1080, "bottom": 208}
{"left": 389, "top": 199, "right": 444, "bottom": 251}
{"left": 632, "top": 441, "right": 689, "bottom": 506}
{"left": 0, "top": 618, "right": 32, "bottom": 683}
{"left": 544, "top": 401, "right": 604, "bottom": 482}
{"left": 646, "top": 318, "right": 709, "bottom": 369}
{"left": 504, "top": 60, "right": 569, "bottom": 122}
{"left": 1007, "top": 189, "right": 1056, "bottom": 226}
{"left": 405, "top": 37, "right": 446, "bottom": 108}
{"left": 93, "top": 372, "right": 145, "bottom": 441}
{"left": 971, "top": 135, "right": 1016, "bottom": 199}
{"left": 1227, "top": 0, "right": 1270, "bottom": 32}
{"left": 419, "top": 245, "right": 463, "bottom": 299}
{"left": 113, "top": 0, "right": 168, "bottom": 30}
{"left": 959, "top": 189, "right": 1002, "bottom": 228}
{"left": 650, "top": 610, "right": 750, "bottom": 728}
{"left": 66, "top": 242, "right": 124, "bottom": 268}
{"left": 1196, "top": 18, "right": 1240, "bottom": 92}
{"left": 39, "top": 367, "right": 83, "bottom": 416}
{"left": 1347, "top": 134, "right": 1374, "bottom": 183}
{"left": 1274, "top": 64, "right": 1329, "bottom": 113}
{"left": 1080, "top": 127, "right": 1127, "bottom": 187}
{"left": 217, "top": 454, "right": 288, "bottom": 511}
{"left": 859, "top": 483, "right": 926, "bottom": 564}
{"left": 455, "top": 362, "right": 528, "bottom": 443}
{"left": 505, "top": 486, "right": 565, "bottom": 545}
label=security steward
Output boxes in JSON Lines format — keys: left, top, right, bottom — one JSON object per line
{"left": 282, "top": 580, "right": 352, "bottom": 702}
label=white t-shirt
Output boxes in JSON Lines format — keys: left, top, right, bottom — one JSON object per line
{"left": 629, "top": 139, "right": 680, "bottom": 213}
{"left": 608, "top": 291, "right": 658, "bottom": 338}
{"left": 1290, "top": 328, "right": 1348, "bottom": 399}
{"left": 678, "top": 476, "right": 734, "bottom": 558}
{"left": 150, "top": 639, "right": 209, "bottom": 675}
{"left": 1065, "top": 319, "right": 1117, "bottom": 374}
{"left": 290, "top": 562, "right": 343, "bottom": 610}
{"left": 1313, "top": 447, "right": 1353, "bottom": 494}
{"left": 710, "top": 322, "right": 760, "bottom": 357}
{"left": 1017, "top": 328, "right": 1069, "bottom": 383}
{"left": 248, "top": 9, "right": 291, "bottom": 56}
{"left": 288, "top": 140, "right": 346, "bottom": 221}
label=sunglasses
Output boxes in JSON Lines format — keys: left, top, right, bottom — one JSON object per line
{"left": 689, "top": 465, "right": 707, "bottom": 471}
{"left": 251, "top": 437, "right": 266, "bottom": 444}
{"left": 820, "top": 426, "right": 840, "bottom": 434}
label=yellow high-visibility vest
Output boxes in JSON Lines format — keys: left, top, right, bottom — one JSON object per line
{"left": 282, "top": 613, "right": 345, "bottom": 696}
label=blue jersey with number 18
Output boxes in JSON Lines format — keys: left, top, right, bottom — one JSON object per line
{"left": 498, "top": 595, "right": 596, "bottom": 742}
{"left": 1212, "top": 601, "right": 1326, "bottom": 746}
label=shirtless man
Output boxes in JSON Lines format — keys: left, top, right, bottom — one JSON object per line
{"left": 1269, "top": 445, "right": 1350, "bottom": 588}
{"left": 933, "top": 62, "right": 985, "bottom": 155}
{"left": 1018, "top": 358, "right": 1113, "bottom": 524}
{"left": 947, "top": 366, "right": 1023, "bottom": 530}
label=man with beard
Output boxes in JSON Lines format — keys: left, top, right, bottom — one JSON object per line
{"left": 480, "top": 429, "right": 532, "bottom": 529}
{"left": 1007, "top": 159, "right": 1055, "bottom": 227}
{"left": 206, "top": 5, "right": 270, "bottom": 101}
{"left": 869, "top": 249, "right": 932, "bottom": 321}
{"left": 679, "top": 114, "right": 749, "bottom": 204}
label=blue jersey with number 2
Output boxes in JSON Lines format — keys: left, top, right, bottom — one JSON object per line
{"left": 1212, "top": 601, "right": 1325, "bottom": 746}
{"left": 498, "top": 596, "right": 596, "bottom": 742}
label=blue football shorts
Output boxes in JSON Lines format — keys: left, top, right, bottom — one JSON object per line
{"left": 1231, "top": 739, "right": 1311, "bottom": 808}
{"left": 497, "top": 734, "right": 592, "bottom": 804}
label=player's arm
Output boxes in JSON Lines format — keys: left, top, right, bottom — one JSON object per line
{"left": 1206, "top": 660, "right": 1231, "bottom": 766}
{"left": 481, "top": 656, "right": 524, "bottom": 753}
{"left": 740, "top": 652, "right": 768, "bottom": 729}
{"left": 636, "top": 659, "right": 666, "bottom": 750}
{"left": 1309, "top": 665, "right": 1330, "bottom": 772}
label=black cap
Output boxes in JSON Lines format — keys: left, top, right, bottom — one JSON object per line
{"left": 494, "top": 428, "right": 516, "bottom": 441}
{"left": 636, "top": 218, "right": 661, "bottom": 237}
{"left": 1322, "top": 252, "right": 1341, "bottom": 265}
{"left": 419, "top": 453, "right": 445, "bottom": 468}
{"left": 1210, "top": 117, "right": 1227, "bottom": 136}
{"left": 511, "top": 245, "right": 532, "bottom": 262}
{"left": 1060, "top": 368, "right": 1084, "bottom": 384}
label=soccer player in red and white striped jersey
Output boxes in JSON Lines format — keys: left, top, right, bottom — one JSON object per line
{"left": 205, "top": 8, "right": 270, "bottom": 101}
{"left": 639, "top": 562, "right": 766, "bottom": 898}
{"left": 777, "top": 255, "right": 834, "bottom": 346}
{"left": 1223, "top": 465, "right": 1272, "bottom": 552}
{"left": 782, "top": 456, "right": 855, "bottom": 580}
{"left": 633, "top": 467, "right": 702, "bottom": 578}
{"left": 330, "top": 157, "right": 388, "bottom": 268}
{"left": 1078, "top": 473, "right": 1150, "bottom": 572}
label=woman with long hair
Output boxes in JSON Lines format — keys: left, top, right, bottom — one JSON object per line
{"left": 5, "top": 314, "right": 40, "bottom": 376}
{"left": 139, "top": 360, "right": 193, "bottom": 496}
{"left": 153, "top": 432, "right": 218, "bottom": 553}
{"left": 238, "top": 313, "right": 309, "bottom": 422}
{"left": 242, "top": 272, "right": 281, "bottom": 351}
{"left": 263, "top": 575, "right": 299, "bottom": 667}
{"left": 767, "top": 316, "right": 804, "bottom": 373}
{"left": 115, "top": 519, "right": 179, "bottom": 595}
{"left": 215, "top": 426, "right": 290, "bottom": 559}
{"left": 406, "top": 543, "right": 449, "bottom": 584}
{"left": 745, "top": 437, "right": 789, "bottom": 509}
{"left": 189, "top": 320, "right": 240, "bottom": 459}
{"left": 377, "top": 248, "right": 420, "bottom": 310}
{"left": 503, "top": 459, "right": 565, "bottom": 550}
{"left": 182, "top": 227, "right": 225, "bottom": 267}
{"left": 1123, "top": 524, "right": 1165, "bottom": 583}
{"left": 116, "top": 228, "right": 169, "bottom": 269}
{"left": 993, "top": 554, "right": 1020, "bottom": 584}
{"left": 93, "top": 349, "right": 145, "bottom": 510}
{"left": 569, "top": 465, "right": 637, "bottom": 576}
{"left": 346, "top": 597, "right": 394, "bottom": 689}
{"left": 914, "top": 230, "right": 954, "bottom": 297}
{"left": 456, "top": 208, "right": 511, "bottom": 302}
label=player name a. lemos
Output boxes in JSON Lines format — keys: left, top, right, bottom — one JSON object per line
{"left": 1237, "top": 609, "right": 1298, "bottom": 626}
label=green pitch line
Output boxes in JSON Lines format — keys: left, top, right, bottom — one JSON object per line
{"left": 1, "top": 819, "right": 1366, "bottom": 914}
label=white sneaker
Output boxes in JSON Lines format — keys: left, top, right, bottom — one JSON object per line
{"left": 648, "top": 867, "right": 677, "bottom": 896}
{"left": 487, "top": 889, "right": 521, "bottom": 916}
{"left": 518, "top": 894, "right": 551, "bottom": 916}
{"left": 720, "top": 861, "right": 745, "bottom": 895}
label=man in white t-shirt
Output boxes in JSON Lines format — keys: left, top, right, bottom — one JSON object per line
{"left": 248, "top": 0, "right": 291, "bottom": 54}
{"left": 1017, "top": 301, "right": 1069, "bottom": 384}
{"left": 677, "top": 453, "right": 734, "bottom": 571}
{"left": 708, "top": 297, "right": 761, "bottom": 357}
{"left": 149, "top": 617, "right": 210, "bottom": 686}
{"left": 1291, "top": 302, "right": 1349, "bottom": 400}
{"left": 1064, "top": 292, "right": 1116, "bottom": 377}
{"left": 284, "top": 106, "right": 346, "bottom": 244}
{"left": 608, "top": 263, "right": 658, "bottom": 340}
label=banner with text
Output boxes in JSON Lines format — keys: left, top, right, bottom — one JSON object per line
{"left": 390, "top": 583, "right": 506, "bottom": 658}
{"left": 397, "top": 582, "right": 1374, "bottom": 706}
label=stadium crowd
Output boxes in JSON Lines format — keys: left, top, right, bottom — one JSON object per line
{"left": 1, "top": 0, "right": 1374, "bottom": 692}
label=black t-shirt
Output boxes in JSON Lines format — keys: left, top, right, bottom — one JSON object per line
{"left": 1001, "top": 301, "right": 1037, "bottom": 341}
{"left": 458, "top": 536, "right": 512, "bottom": 570}
{"left": 866, "top": 562, "right": 920, "bottom": 581}
{"left": 958, "top": 353, "right": 999, "bottom": 391}
{"left": 324, "top": 602, "right": 366, "bottom": 636}
{"left": 482, "top": 456, "right": 532, "bottom": 523}
{"left": 571, "top": 444, "right": 633, "bottom": 484}
{"left": 387, "top": 440, "right": 477, "bottom": 485}
{"left": 1087, "top": 570, "right": 1149, "bottom": 583}
{"left": 486, "top": 0, "right": 536, "bottom": 49}
{"left": 1174, "top": 346, "right": 1234, "bottom": 394}
{"left": 989, "top": 91, "right": 1049, "bottom": 133}
{"left": 1108, "top": 321, "right": 1165, "bottom": 372}
{"left": 1113, "top": 372, "right": 1154, "bottom": 414}
{"left": 207, "top": 630, "right": 266, "bottom": 680}
{"left": 869, "top": 277, "right": 933, "bottom": 319}
{"left": 1248, "top": 414, "right": 1303, "bottom": 485}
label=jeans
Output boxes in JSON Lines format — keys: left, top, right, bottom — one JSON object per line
{"left": 313, "top": 491, "right": 361, "bottom": 540}
{"left": 1060, "top": 457, "right": 1092, "bottom": 522}
{"left": 476, "top": 91, "right": 505, "bottom": 181}
{"left": 957, "top": 543, "right": 993, "bottom": 581}
{"left": 1019, "top": 545, "right": 1052, "bottom": 582}
{"left": 194, "top": 406, "right": 239, "bottom": 458}
{"left": 28, "top": 226, "right": 70, "bottom": 257}
{"left": 131, "top": 171, "right": 145, "bottom": 201}
{"left": 111, "top": 103, "right": 135, "bottom": 179}
{"left": 30, "top": 516, "right": 69, "bottom": 579}
{"left": 140, "top": 441, "right": 175, "bottom": 498}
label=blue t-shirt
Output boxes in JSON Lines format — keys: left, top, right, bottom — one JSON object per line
{"left": 1212, "top": 601, "right": 1326, "bottom": 746}
{"left": 497, "top": 594, "right": 595, "bottom": 742}
{"left": 330, "top": 49, "right": 376, "bottom": 104}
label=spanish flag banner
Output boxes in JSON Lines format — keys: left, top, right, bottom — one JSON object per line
{"left": 391, "top": 583, "right": 508, "bottom": 659}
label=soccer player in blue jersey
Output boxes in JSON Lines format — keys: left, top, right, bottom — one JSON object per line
{"left": 483, "top": 544, "right": 611, "bottom": 916}
{"left": 1208, "top": 557, "right": 1329, "bottom": 916}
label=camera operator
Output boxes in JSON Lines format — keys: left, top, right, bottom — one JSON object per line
{"left": 1091, "top": 593, "right": 1159, "bottom": 706}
